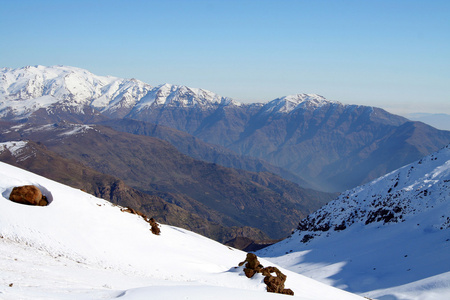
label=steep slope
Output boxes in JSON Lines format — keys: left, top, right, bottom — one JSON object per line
{"left": 0, "top": 123, "right": 329, "bottom": 240}
{"left": 0, "top": 140, "right": 263, "bottom": 242}
{"left": 0, "top": 161, "right": 364, "bottom": 300}
{"left": 257, "top": 144, "right": 450, "bottom": 299}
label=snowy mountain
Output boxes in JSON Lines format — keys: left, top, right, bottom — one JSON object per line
{"left": 132, "top": 83, "right": 237, "bottom": 110}
{"left": 257, "top": 144, "right": 450, "bottom": 299}
{"left": 0, "top": 65, "right": 237, "bottom": 120}
{"left": 260, "top": 94, "right": 336, "bottom": 114}
{"left": 0, "top": 65, "right": 152, "bottom": 119}
{"left": 0, "top": 161, "right": 364, "bottom": 300}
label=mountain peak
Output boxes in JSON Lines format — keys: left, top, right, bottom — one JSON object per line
{"left": 134, "top": 83, "right": 239, "bottom": 110}
{"left": 0, "top": 65, "right": 152, "bottom": 119}
{"left": 263, "top": 93, "right": 338, "bottom": 114}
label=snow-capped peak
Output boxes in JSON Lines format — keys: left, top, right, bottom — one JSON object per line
{"left": 0, "top": 65, "right": 243, "bottom": 120}
{"left": 0, "top": 65, "right": 152, "bottom": 119}
{"left": 134, "top": 83, "right": 239, "bottom": 110}
{"left": 263, "top": 94, "right": 337, "bottom": 114}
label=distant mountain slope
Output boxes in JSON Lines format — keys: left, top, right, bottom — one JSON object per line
{"left": 0, "top": 161, "right": 364, "bottom": 300}
{"left": 2, "top": 65, "right": 449, "bottom": 191}
{"left": 0, "top": 122, "right": 332, "bottom": 240}
{"left": 406, "top": 112, "right": 450, "bottom": 131}
{"left": 99, "top": 118, "right": 312, "bottom": 188}
{"left": 257, "top": 144, "right": 450, "bottom": 299}
{"left": 0, "top": 140, "right": 265, "bottom": 242}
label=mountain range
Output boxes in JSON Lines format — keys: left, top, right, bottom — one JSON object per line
{"left": 1, "top": 65, "right": 449, "bottom": 299}
{"left": 257, "top": 143, "right": 450, "bottom": 299}
{"left": 2, "top": 65, "right": 449, "bottom": 192}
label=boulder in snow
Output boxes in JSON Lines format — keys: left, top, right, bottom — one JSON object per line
{"left": 9, "top": 185, "right": 48, "bottom": 206}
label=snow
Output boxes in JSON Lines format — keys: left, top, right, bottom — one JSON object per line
{"left": 0, "top": 66, "right": 241, "bottom": 119}
{"left": 0, "top": 65, "right": 152, "bottom": 119}
{"left": 133, "top": 83, "right": 238, "bottom": 111}
{"left": 262, "top": 94, "right": 338, "bottom": 114}
{"left": 57, "top": 124, "right": 93, "bottom": 136}
{"left": 0, "top": 95, "right": 59, "bottom": 118}
{"left": 0, "top": 141, "right": 28, "bottom": 156}
{"left": 0, "top": 161, "right": 363, "bottom": 300}
{"left": 258, "top": 144, "right": 450, "bottom": 299}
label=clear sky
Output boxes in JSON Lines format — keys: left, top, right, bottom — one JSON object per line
{"left": 1, "top": 0, "right": 449, "bottom": 115}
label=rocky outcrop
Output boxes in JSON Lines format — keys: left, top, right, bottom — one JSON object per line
{"left": 121, "top": 206, "right": 160, "bottom": 235}
{"left": 238, "top": 253, "right": 294, "bottom": 296}
{"left": 149, "top": 218, "right": 161, "bottom": 235}
{"left": 9, "top": 185, "right": 48, "bottom": 206}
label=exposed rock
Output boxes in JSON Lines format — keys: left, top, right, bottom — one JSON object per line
{"left": 121, "top": 206, "right": 160, "bottom": 235}
{"left": 237, "top": 253, "right": 294, "bottom": 296}
{"left": 262, "top": 266, "right": 292, "bottom": 294}
{"left": 149, "top": 218, "right": 161, "bottom": 235}
{"left": 239, "top": 253, "right": 263, "bottom": 278}
{"left": 9, "top": 185, "right": 48, "bottom": 206}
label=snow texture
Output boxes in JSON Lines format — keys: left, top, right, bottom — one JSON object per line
{"left": 0, "top": 161, "right": 363, "bottom": 300}
{"left": 258, "top": 144, "right": 450, "bottom": 300}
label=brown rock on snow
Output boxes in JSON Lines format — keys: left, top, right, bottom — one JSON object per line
{"left": 239, "top": 253, "right": 263, "bottom": 278}
{"left": 149, "top": 218, "right": 161, "bottom": 235}
{"left": 9, "top": 185, "right": 48, "bottom": 206}
{"left": 262, "top": 266, "right": 293, "bottom": 295}
{"left": 238, "top": 253, "right": 294, "bottom": 295}
{"left": 121, "top": 207, "right": 161, "bottom": 235}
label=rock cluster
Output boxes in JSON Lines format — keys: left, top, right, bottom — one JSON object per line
{"left": 238, "top": 253, "right": 294, "bottom": 296}
{"left": 9, "top": 185, "right": 48, "bottom": 206}
{"left": 120, "top": 207, "right": 160, "bottom": 235}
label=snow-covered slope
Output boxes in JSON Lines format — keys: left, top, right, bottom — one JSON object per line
{"left": 0, "top": 161, "right": 363, "bottom": 300}
{"left": 258, "top": 144, "right": 450, "bottom": 299}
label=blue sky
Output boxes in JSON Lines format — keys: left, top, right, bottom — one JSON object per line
{"left": 1, "top": 0, "right": 449, "bottom": 114}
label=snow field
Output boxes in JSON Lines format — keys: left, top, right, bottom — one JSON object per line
{"left": 0, "top": 161, "right": 363, "bottom": 299}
